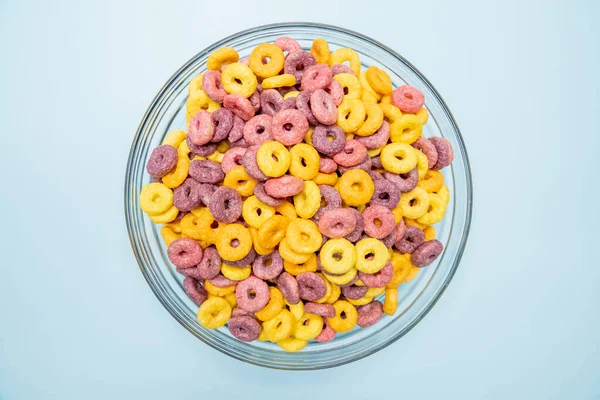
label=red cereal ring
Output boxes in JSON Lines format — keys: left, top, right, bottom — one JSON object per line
{"left": 284, "top": 51, "right": 316, "bottom": 84}
{"left": 228, "top": 115, "right": 245, "bottom": 142}
{"left": 272, "top": 109, "right": 309, "bottom": 146}
{"left": 362, "top": 205, "right": 396, "bottom": 239}
{"left": 315, "top": 317, "right": 337, "bottom": 342}
{"left": 429, "top": 137, "right": 454, "bottom": 170}
{"left": 297, "top": 272, "right": 327, "bottom": 302}
{"left": 296, "top": 90, "right": 319, "bottom": 125}
{"left": 196, "top": 246, "right": 221, "bottom": 280}
{"left": 301, "top": 63, "right": 333, "bottom": 91}
{"left": 331, "top": 64, "right": 355, "bottom": 76}
{"left": 243, "top": 114, "right": 273, "bottom": 145}
{"left": 332, "top": 139, "right": 368, "bottom": 167}
{"left": 187, "top": 138, "right": 218, "bottom": 157}
{"left": 188, "top": 110, "right": 215, "bottom": 145}
{"left": 313, "top": 185, "right": 342, "bottom": 221}
{"left": 211, "top": 108, "right": 234, "bottom": 142}
{"left": 411, "top": 240, "right": 444, "bottom": 268}
{"left": 146, "top": 145, "right": 178, "bottom": 177}
{"left": 260, "top": 89, "right": 284, "bottom": 116}
{"left": 356, "top": 120, "right": 390, "bottom": 150}
{"left": 310, "top": 89, "right": 338, "bottom": 125}
{"left": 384, "top": 168, "right": 418, "bottom": 193}
{"left": 341, "top": 284, "right": 369, "bottom": 300}
{"left": 277, "top": 272, "right": 300, "bottom": 304}
{"left": 274, "top": 36, "right": 302, "bottom": 56}
{"left": 189, "top": 159, "right": 225, "bottom": 184}
{"left": 394, "top": 225, "right": 425, "bottom": 254}
{"left": 167, "top": 238, "right": 204, "bottom": 268}
{"left": 319, "top": 157, "right": 338, "bottom": 173}
{"left": 183, "top": 277, "right": 208, "bottom": 306}
{"left": 318, "top": 208, "right": 358, "bottom": 238}
{"left": 228, "top": 315, "right": 261, "bottom": 342}
{"left": 173, "top": 177, "right": 202, "bottom": 212}
{"left": 241, "top": 145, "right": 268, "bottom": 181}
{"left": 311, "top": 124, "right": 346, "bottom": 156}
{"left": 323, "top": 79, "right": 344, "bottom": 106}
{"left": 202, "top": 70, "right": 227, "bottom": 103}
{"left": 358, "top": 261, "right": 393, "bottom": 288}
{"left": 235, "top": 276, "right": 270, "bottom": 312}
{"left": 223, "top": 248, "right": 256, "bottom": 268}
{"left": 223, "top": 94, "right": 255, "bottom": 121}
{"left": 209, "top": 273, "right": 238, "bottom": 288}
{"left": 208, "top": 186, "right": 242, "bottom": 223}
{"left": 411, "top": 136, "right": 438, "bottom": 169}
{"left": 252, "top": 250, "right": 284, "bottom": 280}
{"left": 221, "top": 147, "right": 246, "bottom": 174}
{"left": 304, "top": 302, "right": 336, "bottom": 318}
{"left": 253, "top": 182, "right": 283, "bottom": 207}
{"left": 344, "top": 208, "right": 365, "bottom": 243}
{"left": 264, "top": 175, "right": 304, "bottom": 198}
{"left": 391, "top": 85, "right": 425, "bottom": 113}
{"left": 370, "top": 178, "right": 401, "bottom": 210}
{"left": 357, "top": 300, "right": 384, "bottom": 328}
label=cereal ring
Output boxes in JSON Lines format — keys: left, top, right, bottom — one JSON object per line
{"left": 291, "top": 313, "right": 323, "bottom": 341}
{"left": 331, "top": 64, "right": 354, "bottom": 76}
{"left": 297, "top": 272, "right": 327, "bottom": 302}
{"left": 241, "top": 195, "right": 275, "bottom": 229}
{"left": 207, "top": 47, "right": 239, "bottom": 70}
{"left": 227, "top": 115, "right": 245, "bottom": 142}
{"left": 381, "top": 229, "right": 397, "bottom": 248}
{"left": 301, "top": 64, "right": 333, "bottom": 91}
{"left": 333, "top": 139, "right": 367, "bottom": 167}
{"left": 318, "top": 208, "right": 357, "bottom": 238}
{"left": 385, "top": 169, "right": 418, "bottom": 193}
{"left": 183, "top": 277, "right": 208, "bottom": 306}
{"left": 249, "top": 227, "right": 275, "bottom": 256}
{"left": 366, "top": 66, "right": 393, "bottom": 95}
{"left": 215, "top": 223, "right": 252, "bottom": 262}
{"left": 357, "top": 300, "right": 383, "bottom": 328}
{"left": 188, "top": 73, "right": 204, "bottom": 96}
{"left": 242, "top": 114, "right": 273, "bottom": 146}
{"left": 319, "top": 157, "right": 337, "bottom": 173}
{"left": 252, "top": 250, "right": 284, "bottom": 280}
{"left": 265, "top": 175, "right": 304, "bottom": 198}
{"left": 368, "top": 170, "right": 384, "bottom": 182}
{"left": 222, "top": 248, "right": 256, "bottom": 268}
{"left": 264, "top": 309, "right": 295, "bottom": 342}
{"left": 411, "top": 240, "right": 444, "bottom": 267}
{"left": 188, "top": 160, "right": 224, "bottom": 184}
{"left": 140, "top": 183, "right": 173, "bottom": 215}
{"left": 274, "top": 36, "right": 302, "bottom": 55}
{"left": 358, "top": 261, "right": 393, "bottom": 288}
{"left": 310, "top": 38, "right": 330, "bottom": 64}
{"left": 186, "top": 90, "right": 220, "bottom": 120}
{"left": 333, "top": 73, "right": 362, "bottom": 100}
{"left": 293, "top": 180, "right": 321, "bottom": 219}
{"left": 329, "top": 48, "right": 361, "bottom": 75}
{"left": 146, "top": 145, "right": 178, "bottom": 177}
{"left": 241, "top": 145, "right": 268, "bottom": 181}
{"left": 197, "top": 296, "right": 232, "bottom": 329}
{"left": 208, "top": 273, "right": 238, "bottom": 288}
{"left": 221, "top": 264, "right": 251, "bottom": 280}
{"left": 392, "top": 85, "right": 425, "bottom": 113}
{"left": 221, "top": 147, "right": 246, "bottom": 174}
{"left": 202, "top": 70, "right": 227, "bottom": 103}
{"left": 286, "top": 218, "right": 322, "bottom": 254}
{"left": 337, "top": 169, "right": 375, "bottom": 207}
{"left": 161, "top": 226, "right": 180, "bottom": 247}
{"left": 344, "top": 208, "right": 364, "bottom": 243}
{"left": 249, "top": 91, "right": 261, "bottom": 112}
{"left": 310, "top": 89, "right": 338, "bottom": 125}
{"left": 281, "top": 97, "right": 297, "bottom": 110}
{"left": 315, "top": 317, "right": 336, "bottom": 342}
{"left": 289, "top": 143, "right": 320, "bottom": 181}
{"left": 272, "top": 109, "right": 309, "bottom": 146}
{"left": 196, "top": 246, "right": 221, "bottom": 280}
{"left": 337, "top": 154, "right": 372, "bottom": 175}
{"left": 188, "top": 110, "right": 215, "bottom": 145}
{"left": 304, "top": 302, "right": 336, "bottom": 318}
{"left": 311, "top": 124, "right": 346, "bottom": 156}
{"left": 208, "top": 186, "right": 242, "bottom": 223}
{"left": 257, "top": 215, "right": 289, "bottom": 249}
{"left": 167, "top": 238, "right": 203, "bottom": 268}
{"left": 412, "top": 136, "right": 438, "bottom": 169}
{"left": 197, "top": 183, "right": 218, "bottom": 206}
{"left": 424, "top": 225, "right": 436, "bottom": 242}
{"left": 380, "top": 143, "right": 418, "bottom": 174}
{"left": 313, "top": 184, "right": 342, "bottom": 220}
{"left": 277, "top": 272, "right": 300, "bottom": 304}
{"left": 399, "top": 187, "right": 430, "bottom": 219}
{"left": 313, "top": 172, "right": 338, "bottom": 186}
{"left": 320, "top": 238, "right": 357, "bottom": 275}
{"left": 341, "top": 284, "right": 369, "bottom": 300}
{"left": 417, "top": 193, "right": 446, "bottom": 225}
{"left": 273, "top": 201, "right": 297, "bottom": 220}
{"left": 173, "top": 177, "right": 202, "bottom": 212}
{"left": 356, "top": 121, "right": 390, "bottom": 151}
{"left": 394, "top": 225, "right": 425, "bottom": 254}
{"left": 337, "top": 98, "right": 366, "bottom": 133}
{"left": 295, "top": 89, "right": 319, "bottom": 125}
{"left": 362, "top": 205, "right": 396, "bottom": 239}
{"left": 379, "top": 103, "right": 403, "bottom": 122}
{"left": 323, "top": 79, "right": 344, "bottom": 107}
{"left": 210, "top": 108, "right": 234, "bottom": 143}
{"left": 259, "top": 89, "right": 284, "bottom": 117}
{"left": 223, "top": 94, "right": 255, "bottom": 121}
{"left": 254, "top": 286, "right": 285, "bottom": 321}
{"left": 327, "top": 300, "right": 358, "bottom": 333}
{"left": 355, "top": 102, "right": 384, "bottom": 137}
{"left": 256, "top": 141, "right": 291, "bottom": 178}
{"left": 221, "top": 62, "right": 257, "bottom": 98}
{"left": 235, "top": 276, "right": 270, "bottom": 312}
{"left": 324, "top": 267, "right": 358, "bottom": 286}
{"left": 370, "top": 178, "right": 401, "bottom": 209}
{"left": 253, "top": 182, "right": 283, "bottom": 207}
{"left": 383, "top": 287, "right": 398, "bottom": 315}
{"left": 231, "top": 307, "right": 256, "bottom": 319}
{"left": 430, "top": 137, "right": 454, "bottom": 170}
{"left": 261, "top": 74, "right": 296, "bottom": 89}
{"left": 284, "top": 51, "right": 316, "bottom": 84}
{"left": 390, "top": 114, "right": 422, "bottom": 144}
{"left": 228, "top": 315, "right": 261, "bottom": 342}
{"left": 148, "top": 204, "right": 179, "bottom": 224}
{"left": 248, "top": 43, "right": 285, "bottom": 78}
{"left": 186, "top": 138, "right": 218, "bottom": 157}
{"left": 354, "top": 237, "right": 390, "bottom": 274}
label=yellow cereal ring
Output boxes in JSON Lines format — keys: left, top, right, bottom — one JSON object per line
{"left": 248, "top": 43, "right": 285, "bottom": 78}
{"left": 165, "top": 218, "right": 181, "bottom": 233}
{"left": 289, "top": 143, "right": 320, "bottom": 180}
{"left": 390, "top": 114, "right": 422, "bottom": 144}
{"left": 277, "top": 337, "right": 307, "bottom": 352}
{"left": 329, "top": 48, "right": 361, "bottom": 75}
{"left": 359, "top": 70, "right": 381, "bottom": 101}
{"left": 257, "top": 141, "right": 291, "bottom": 177}
{"left": 257, "top": 327, "right": 269, "bottom": 341}
{"left": 221, "top": 62, "right": 258, "bottom": 98}
{"left": 223, "top": 292, "right": 237, "bottom": 308}
{"left": 278, "top": 238, "right": 313, "bottom": 264}
{"left": 249, "top": 227, "right": 275, "bottom": 255}
{"left": 215, "top": 223, "right": 252, "bottom": 262}
{"left": 366, "top": 287, "right": 386, "bottom": 298}
{"left": 325, "top": 282, "right": 341, "bottom": 304}
{"left": 255, "top": 287, "right": 284, "bottom": 321}
{"left": 149, "top": 205, "right": 179, "bottom": 224}
{"left": 263, "top": 309, "right": 295, "bottom": 342}
{"left": 204, "top": 280, "right": 236, "bottom": 296}
{"left": 285, "top": 300, "right": 305, "bottom": 322}
{"left": 162, "top": 129, "right": 186, "bottom": 147}
{"left": 162, "top": 156, "right": 190, "bottom": 189}
{"left": 379, "top": 93, "right": 392, "bottom": 104}
{"left": 304, "top": 127, "right": 314, "bottom": 145}
{"left": 417, "top": 193, "right": 447, "bottom": 225}
{"left": 186, "top": 90, "right": 220, "bottom": 117}
{"left": 207, "top": 150, "right": 224, "bottom": 163}
{"left": 415, "top": 108, "right": 429, "bottom": 125}
{"left": 387, "top": 254, "right": 413, "bottom": 288}
{"left": 160, "top": 226, "right": 180, "bottom": 246}
{"left": 379, "top": 103, "right": 403, "bottom": 122}
{"left": 207, "top": 47, "right": 239, "bottom": 70}
{"left": 217, "top": 141, "right": 230, "bottom": 153}
{"left": 310, "top": 38, "right": 330, "bottom": 64}
{"left": 294, "top": 313, "right": 323, "bottom": 340}
{"left": 383, "top": 288, "right": 398, "bottom": 315}
{"left": 257, "top": 215, "right": 289, "bottom": 249}
{"left": 366, "top": 66, "right": 393, "bottom": 95}
{"left": 261, "top": 74, "right": 296, "bottom": 89}
{"left": 197, "top": 297, "right": 232, "bottom": 329}
{"left": 337, "top": 169, "right": 375, "bottom": 206}
{"left": 196, "top": 209, "right": 223, "bottom": 243}
{"left": 275, "top": 200, "right": 298, "bottom": 220}
{"left": 415, "top": 149, "right": 428, "bottom": 179}
{"left": 333, "top": 73, "right": 362, "bottom": 100}
{"left": 223, "top": 165, "right": 257, "bottom": 197}
{"left": 177, "top": 140, "right": 191, "bottom": 159}
{"left": 355, "top": 102, "right": 384, "bottom": 137}
{"left": 433, "top": 184, "right": 450, "bottom": 205}
{"left": 347, "top": 296, "right": 375, "bottom": 306}
{"left": 242, "top": 195, "right": 275, "bottom": 229}
{"left": 418, "top": 170, "right": 444, "bottom": 193}
{"left": 314, "top": 274, "right": 332, "bottom": 304}
{"left": 323, "top": 267, "right": 358, "bottom": 286}
{"left": 221, "top": 264, "right": 251, "bottom": 281}
{"left": 293, "top": 181, "right": 321, "bottom": 219}
{"left": 362, "top": 90, "right": 378, "bottom": 104}
{"left": 380, "top": 143, "right": 418, "bottom": 174}
{"left": 367, "top": 146, "right": 384, "bottom": 157}
{"left": 313, "top": 172, "right": 338, "bottom": 186}
{"left": 404, "top": 218, "right": 427, "bottom": 230}
{"left": 327, "top": 300, "right": 358, "bottom": 333}
{"left": 354, "top": 238, "right": 390, "bottom": 274}
{"left": 283, "top": 254, "right": 318, "bottom": 276}
{"left": 283, "top": 91, "right": 300, "bottom": 100}
{"left": 337, "top": 98, "right": 366, "bottom": 133}
{"left": 400, "top": 187, "right": 431, "bottom": 219}
{"left": 285, "top": 218, "right": 322, "bottom": 254}
{"left": 188, "top": 73, "right": 203, "bottom": 96}
{"left": 424, "top": 225, "right": 436, "bottom": 241}
{"left": 320, "top": 238, "right": 357, "bottom": 275}
{"left": 140, "top": 183, "right": 173, "bottom": 215}
{"left": 391, "top": 203, "right": 404, "bottom": 224}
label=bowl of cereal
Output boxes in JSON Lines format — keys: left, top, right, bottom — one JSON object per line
{"left": 125, "top": 22, "right": 472, "bottom": 369}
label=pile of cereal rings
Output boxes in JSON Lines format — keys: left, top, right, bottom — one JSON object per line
{"left": 138, "top": 36, "right": 454, "bottom": 352}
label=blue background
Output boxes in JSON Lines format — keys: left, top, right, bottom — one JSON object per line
{"left": 1, "top": 0, "right": 599, "bottom": 398}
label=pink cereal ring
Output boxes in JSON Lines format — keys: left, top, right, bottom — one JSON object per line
{"left": 277, "top": 272, "right": 300, "bottom": 304}
{"left": 223, "top": 94, "right": 255, "bottom": 121}
{"left": 183, "top": 277, "right": 208, "bottom": 306}
{"left": 196, "top": 246, "right": 221, "bottom": 280}
{"left": 221, "top": 147, "right": 247, "bottom": 174}
{"left": 228, "top": 315, "right": 261, "bottom": 342}
{"left": 272, "top": 109, "right": 309, "bottom": 146}
{"left": 331, "top": 64, "right": 355, "bottom": 76}
{"left": 301, "top": 64, "right": 333, "bottom": 91}
{"left": 202, "top": 70, "right": 227, "bottom": 103}
{"left": 304, "top": 302, "right": 336, "bottom": 318}
{"left": 315, "top": 317, "right": 336, "bottom": 342}
{"left": 356, "top": 120, "right": 390, "bottom": 150}
{"left": 243, "top": 114, "right": 273, "bottom": 145}
{"left": 264, "top": 175, "right": 304, "bottom": 198}
{"left": 188, "top": 110, "right": 215, "bottom": 145}
{"left": 228, "top": 115, "right": 245, "bottom": 142}
{"left": 411, "top": 136, "right": 438, "bottom": 169}
{"left": 284, "top": 51, "right": 316, "bottom": 84}
{"left": 332, "top": 139, "right": 368, "bottom": 167}
{"left": 319, "top": 157, "right": 338, "bottom": 173}
{"left": 274, "top": 37, "right": 302, "bottom": 55}
{"left": 253, "top": 182, "right": 283, "bottom": 207}
{"left": 391, "top": 85, "right": 425, "bottom": 113}
{"left": 357, "top": 300, "right": 384, "bottom": 328}
{"left": 362, "top": 205, "right": 396, "bottom": 239}
{"left": 310, "top": 89, "right": 338, "bottom": 125}
{"left": 167, "top": 238, "right": 204, "bottom": 268}
{"left": 323, "top": 79, "right": 344, "bottom": 106}
{"left": 235, "top": 276, "right": 270, "bottom": 312}
{"left": 318, "top": 208, "right": 358, "bottom": 238}
{"left": 395, "top": 219, "right": 407, "bottom": 241}
{"left": 411, "top": 240, "right": 444, "bottom": 268}
{"left": 358, "top": 261, "right": 393, "bottom": 288}
{"left": 429, "top": 137, "right": 454, "bottom": 170}
{"left": 252, "top": 250, "right": 284, "bottom": 280}
{"left": 249, "top": 91, "right": 261, "bottom": 112}
{"left": 296, "top": 90, "right": 319, "bottom": 125}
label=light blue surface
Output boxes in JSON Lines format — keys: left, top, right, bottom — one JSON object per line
{"left": 1, "top": 1, "right": 598, "bottom": 398}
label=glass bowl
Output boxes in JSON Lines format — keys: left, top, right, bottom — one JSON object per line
{"left": 124, "top": 22, "right": 472, "bottom": 370}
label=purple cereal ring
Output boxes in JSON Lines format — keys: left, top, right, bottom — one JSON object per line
{"left": 318, "top": 208, "right": 357, "bottom": 238}
{"left": 209, "top": 273, "right": 238, "bottom": 288}
{"left": 278, "top": 86, "right": 297, "bottom": 96}
{"left": 341, "top": 284, "right": 369, "bottom": 300}
{"left": 371, "top": 156, "right": 382, "bottom": 169}
{"left": 151, "top": 176, "right": 161, "bottom": 183}
{"left": 274, "top": 36, "right": 302, "bottom": 55}
{"left": 231, "top": 307, "right": 256, "bottom": 319}
{"left": 333, "top": 140, "right": 368, "bottom": 167}
{"left": 296, "top": 90, "right": 319, "bottom": 125}
{"left": 313, "top": 184, "right": 342, "bottom": 220}
{"left": 223, "top": 248, "right": 256, "bottom": 268}
{"left": 223, "top": 94, "right": 255, "bottom": 121}
{"left": 411, "top": 240, "right": 444, "bottom": 268}
{"left": 187, "top": 138, "right": 218, "bottom": 157}
{"left": 196, "top": 246, "right": 221, "bottom": 280}
{"left": 297, "top": 272, "right": 327, "bottom": 302}
{"left": 197, "top": 183, "right": 218, "bottom": 206}
{"left": 277, "top": 272, "right": 300, "bottom": 304}
{"left": 183, "top": 277, "right": 208, "bottom": 306}
{"left": 209, "top": 186, "right": 242, "bottom": 223}
{"left": 167, "top": 238, "right": 203, "bottom": 268}
{"left": 310, "top": 89, "right": 338, "bottom": 125}
{"left": 337, "top": 155, "right": 372, "bottom": 174}
{"left": 357, "top": 300, "right": 384, "bottom": 328}
{"left": 381, "top": 229, "right": 397, "bottom": 248}
{"left": 252, "top": 250, "right": 284, "bottom": 280}
{"left": 368, "top": 170, "right": 383, "bottom": 182}
{"left": 272, "top": 109, "right": 309, "bottom": 146}
{"left": 228, "top": 115, "right": 245, "bottom": 142}
{"left": 242, "top": 145, "right": 268, "bottom": 181}
{"left": 211, "top": 108, "right": 234, "bottom": 142}
{"left": 253, "top": 182, "right": 283, "bottom": 207}
{"left": 202, "top": 70, "right": 227, "bottom": 103}
{"left": 260, "top": 89, "right": 284, "bottom": 117}
{"left": 370, "top": 178, "right": 401, "bottom": 209}
{"left": 331, "top": 64, "right": 355, "bottom": 76}
{"left": 189, "top": 160, "right": 225, "bottom": 184}
{"left": 323, "top": 79, "right": 344, "bottom": 106}
{"left": 385, "top": 169, "right": 418, "bottom": 193}
{"left": 301, "top": 63, "right": 333, "bottom": 91}
{"left": 430, "top": 137, "right": 454, "bottom": 170}
{"left": 304, "top": 302, "right": 336, "bottom": 318}
{"left": 236, "top": 276, "right": 270, "bottom": 312}
{"left": 284, "top": 51, "right": 316, "bottom": 84}
{"left": 228, "top": 137, "right": 249, "bottom": 148}
{"left": 395, "top": 225, "right": 425, "bottom": 254}
{"left": 188, "top": 110, "right": 215, "bottom": 145}
{"left": 265, "top": 175, "right": 304, "bottom": 198}
{"left": 242, "top": 114, "right": 273, "bottom": 145}
{"left": 176, "top": 265, "right": 203, "bottom": 280}
{"left": 319, "top": 157, "right": 338, "bottom": 173}
{"left": 228, "top": 315, "right": 261, "bottom": 342}
{"left": 173, "top": 177, "right": 202, "bottom": 212}
{"left": 412, "top": 136, "right": 438, "bottom": 169}
{"left": 281, "top": 97, "right": 297, "bottom": 110}
{"left": 392, "top": 85, "right": 425, "bottom": 113}
{"left": 221, "top": 147, "right": 246, "bottom": 174}
{"left": 358, "top": 261, "right": 393, "bottom": 288}
{"left": 344, "top": 208, "right": 364, "bottom": 243}
{"left": 356, "top": 120, "right": 390, "bottom": 150}
{"left": 311, "top": 124, "right": 346, "bottom": 156}
{"left": 315, "top": 317, "right": 336, "bottom": 342}
{"left": 249, "top": 91, "right": 261, "bottom": 112}
{"left": 362, "top": 205, "right": 396, "bottom": 239}
{"left": 146, "top": 145, "right": 178, "bottom": 177}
